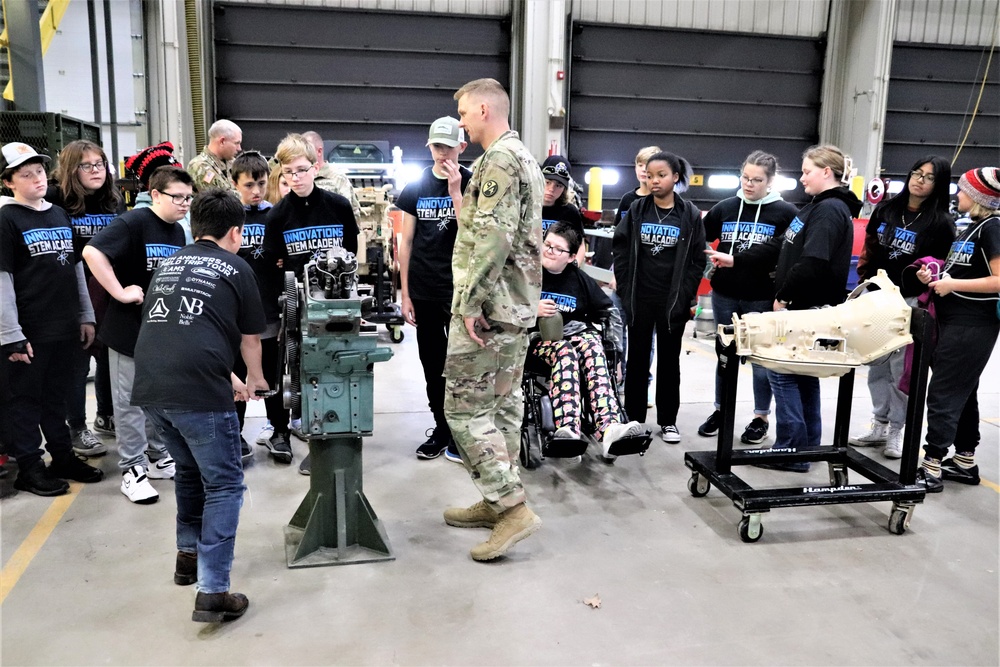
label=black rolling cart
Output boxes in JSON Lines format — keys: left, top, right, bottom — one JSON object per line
{"left": 684, "top": 307, "right": 934, "bottom": 543}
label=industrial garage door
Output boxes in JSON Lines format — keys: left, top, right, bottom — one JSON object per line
{"left": 883, "top": 42, "right": 999, "bottom": 181}
{"left": 213, "top": 2, "right": 510, "bottom": 164}
{"left": 568, "top": 23, "right": 825, "bottom": 208}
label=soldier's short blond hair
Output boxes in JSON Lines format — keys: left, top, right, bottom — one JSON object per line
{"left": 454, "top": 78, "right": 510, "bottom": 120}
{"left": 275, "top": 133, "right": 316, "bottom": 166}
{"left": 209, "top": 119, "right": 241, "bottom": 140}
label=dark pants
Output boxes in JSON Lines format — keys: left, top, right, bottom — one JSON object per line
{"left": 923, "top": 320, "right": 999, "bottom": 461}
{"left": 144, "top": 407, "right": 245, "bottom": 594}
{"left": 624, "top": 306, "right": 684, "bottom": 425}
{"left": 65, "top": 344, "right": 113, "bottom": 429}
{"left": 1, "top": 340, "right": 76, "bottom": 467}
{"left": 260, "top": 336, "right": 288, "bottom": 433}
{"left": 411, "top": 298, "right": 451, "bottom": 430}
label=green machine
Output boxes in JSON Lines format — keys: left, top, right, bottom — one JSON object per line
{"left": 281, "top": 248, "right": 394, "bottom": 567}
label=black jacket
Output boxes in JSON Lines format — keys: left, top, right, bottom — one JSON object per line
{"left": 611, "top": 193, "right": 706, "bottom": 331}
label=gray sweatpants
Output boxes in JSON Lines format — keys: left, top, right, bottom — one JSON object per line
{"left": 109, "top": 348, "right": 169, "bottom": 471}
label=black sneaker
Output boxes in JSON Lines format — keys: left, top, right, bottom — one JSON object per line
{"left": 697, "top": 411, "right": 721, "bottom": 437}
{"left": 740, "top": 417, "right": 769, "bottom": 444}
{"left": 263, "top": 432, "right": 293, "bottom": 464}
{"left": 240, "top": 437, "right": 253, "bottom": 461}
{"left": 415, "top": 426, "right": 450, "bottom": 460}
{"left": 49, "top": 454, "right": 105, "bottom": 483}
{"left": 915, "top": 467, "right": 943, "bottom": 493}
{"left": 941, "top": 458, "right": 980, "bottom": 485}
{"left": 14, "top": 460, "right": 69, "bottom": 496}
{"left": 93, "top": 414, "right": 115, "bottom": 436}
{"left": 298, "top": 454, "right": 311, "bottom": 476}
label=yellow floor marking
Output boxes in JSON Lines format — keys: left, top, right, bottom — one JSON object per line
{"left": 0, "top": 482, "right": 82, "bottom": 605}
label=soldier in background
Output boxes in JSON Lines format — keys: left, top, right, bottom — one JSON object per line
{"left": 187, "top": 120, "right": 242, "bottom": 193}
{"left": 441, "top": 78, "right": 545, "bottom": 562}
{"left": 301, "top": 131, "right": 362, "bottom": 220}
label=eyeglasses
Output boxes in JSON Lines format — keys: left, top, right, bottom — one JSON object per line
{"left": 542, "top": 163, "right": 570, "bottom": 177}
{"left": 741, "top": 175, "right": 765, "bottom": 185}
{"left": 543, "top": 242, "right": 571, "bottom": 256}
{"left": 77, "top": 160, "right": 107, "bottom": 173}
{"left": 281, "top": 166, "right": 314, "bottom": 179}
{"left": 910, "top": 171, "right": 935, "bottom": 183}
{"left": 159, "top": 191, "right": 194, "bottom": 205}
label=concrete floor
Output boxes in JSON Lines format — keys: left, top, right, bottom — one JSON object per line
{"left": 2, "top": 323, "right": 998, "bottom": 666}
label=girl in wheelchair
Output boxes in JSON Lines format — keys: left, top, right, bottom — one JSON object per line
{"left": 528, "top": 222, "right": 648, "bottom": 462}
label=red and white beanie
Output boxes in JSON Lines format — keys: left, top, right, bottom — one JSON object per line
{"left": 957, "top": 167, "right": 1000, "bottom": 210}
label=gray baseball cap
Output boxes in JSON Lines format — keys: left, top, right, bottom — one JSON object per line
{"left": 2, "top": 142, "right": 50, "bottom": 171}
{"left": 426, "top": 117, "right": 465, "bottom": 147}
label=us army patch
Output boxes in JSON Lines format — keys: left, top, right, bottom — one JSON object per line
{"left": 483, "top": 180, "right": 499, "bottom": 197}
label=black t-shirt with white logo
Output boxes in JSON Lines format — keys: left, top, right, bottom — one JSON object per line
{"left": 0, "top": 202, "right": 81, "bottom": 343}
{"left": 636, "top": 205, "right": 681, "bottom": 304}
{"left": 395, "top": 165, "right": 472, "bottom": 302}
{"left": 541, "top": 263, "right": 612, "bottom": 326}
{"left": 263, "top": 186, "right": 359, "bottom": 279}
{"left": 238, "top": 202, "right": 281, "bottom": 325}
{"left": 936, "top": 216, "right": 1000, "bottom": 326}
{"left": 87, "top": 207, "right": 186, "bottom": 355}
{"left": 131, "top": 240, "right": 265, "bottom": 410}
{"left": 46, "top": 185, "right": 122, "bottom": 258}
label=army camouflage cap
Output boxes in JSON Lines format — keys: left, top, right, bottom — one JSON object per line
{"left": 427, "top": 117, "right": 465, "bottom": 148}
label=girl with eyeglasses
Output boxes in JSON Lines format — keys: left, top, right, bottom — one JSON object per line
{"left": 710, "top": 144, "right": 861, "bottom": 472}
{"left": 697, "top": 150, "right": 798, "bottom": 447}
{"left": 851, "top": 156, "right": 955, "bottom": 459}
{"left": 612, "top": 151, "right": 706, "bottom": 443}
{"left": 46, "top": 140, "right": 125, "bottom": 457}
{"left": 533, "top": 222, "right": 644, "bottom": 459}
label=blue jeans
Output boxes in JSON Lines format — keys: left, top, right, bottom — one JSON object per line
{"left": 712, "top": 291, "right": 772, "bottom": 415}
{"left": 144, "top": 407, "right": 245, "bottom": 594}
{"left": 767, "top": 370, "right": 821, "bottom": 450}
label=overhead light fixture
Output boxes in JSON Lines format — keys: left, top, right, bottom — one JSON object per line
{"left": 774, "top": 176, "right": 798, "bottom": 192}
{"left": 707, "top": 174, "right": 739, "bottom": 190}
{"left": 583, "top": 168, "right": 620, "bottom": 186}
{"left": 887, "top": 180, "right": 904, "bottom": 195}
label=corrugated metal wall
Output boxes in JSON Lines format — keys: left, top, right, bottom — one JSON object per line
{"left": 571, "top": 0, "right": 830, "bottom": 37}
{"left": 232, "top": 0, "right": 510, "bottom": 14}
{"left": 895, "top": 0, "right": 999, "bottom": 46}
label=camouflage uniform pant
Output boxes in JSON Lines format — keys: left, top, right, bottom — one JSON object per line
{"left": 443, "top": 316, "right": 529, "bottom": 512}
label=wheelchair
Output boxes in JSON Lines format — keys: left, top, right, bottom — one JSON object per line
{"left": 519, "top": 308, "right": 652, "bottom": 469}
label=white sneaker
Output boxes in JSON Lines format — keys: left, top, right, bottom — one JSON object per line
{"left": 883, "top": 426, "right": 903, "bottom": 459}
{"left": 255, "top": 422, "right": 274, "bottom": 445}
{"left": 553, "top": 426, "right": 579, "bottom": 439}
{"left": 602, "top": 421, "right": 645, "bottom": 459}
{"left": 121, "top": 466, "right": 159, "bottom": 504}
{"left": 852, "top": 421, "right": 889, "bottom": 446}
{"left": 147, "top": 456, "right": 176, "bottom": 480}
{"left": 660, "top": 424, "right": 681, "bottom": 444}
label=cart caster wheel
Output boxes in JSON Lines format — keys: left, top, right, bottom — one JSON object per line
{"left": 738, "top": 515, "right": 763, "bottom": 543}
{"left": 829, "top": 464, "right": 848, "bottom": 487}
{"left": 389, "top": 326, "right": 404, "bottom": 343}
{"left": 888, "top": 508, "right": 909, "bottom": 535}
{"left": 687, "top": 473, "right": 710, "bottom": 498}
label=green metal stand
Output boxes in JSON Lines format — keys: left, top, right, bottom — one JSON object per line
{"left": 284, "top": 436, "right": 394, "bottom": 567}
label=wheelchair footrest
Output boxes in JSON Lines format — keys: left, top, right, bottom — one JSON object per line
{"left": 543, "top": 438, "right": 589, "bottom": 458}
{"left": 607, "top": 434, "right": 652, "bottom": 457}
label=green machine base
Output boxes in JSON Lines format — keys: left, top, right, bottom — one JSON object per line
{"left": 284, "top": 436, "right": 394, "bottom": 567}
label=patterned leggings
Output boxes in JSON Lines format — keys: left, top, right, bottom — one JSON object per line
{"left": 531, "top": 330, "right": 622, "bottom": 441}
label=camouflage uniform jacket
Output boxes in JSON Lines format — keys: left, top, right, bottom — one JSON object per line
{"left": 187, "top": 148, "right": 235, "bottom": 193}
{"left": 451, "top": 130, "right": 544, "bottom": 328}
{"left": 315, "top": 163, "right": 362, "bottom": 220}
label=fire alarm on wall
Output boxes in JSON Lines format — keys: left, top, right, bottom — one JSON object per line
{"left": 556, "top": 70, "right": 565, "bottom": 80}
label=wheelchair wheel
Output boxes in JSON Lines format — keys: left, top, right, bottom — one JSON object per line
{"left": 520, "top": 424, "right": 542, "bottom": 470}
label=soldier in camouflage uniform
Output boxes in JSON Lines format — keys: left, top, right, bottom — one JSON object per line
{"left": 442, "top": 78, "right": 545, "bottom": 562}
{"left": 302, "top": 131, "right": 363, "bottom": 220}
{"left": 186, "top": 120, "right": 242, "bottom": 193}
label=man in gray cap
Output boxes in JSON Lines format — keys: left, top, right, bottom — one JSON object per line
{"left": 395, "top": 117, "right": 471, "bottom": 461}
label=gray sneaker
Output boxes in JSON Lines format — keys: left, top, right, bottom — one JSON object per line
{"left": 71, "top": 428, "right": 107, "bottom": 457}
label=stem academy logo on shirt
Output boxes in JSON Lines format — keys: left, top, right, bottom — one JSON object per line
{"left": 541, "top": 290, "right": 577, "bottom": 313}
{"left": 720, "top": 221, "right": 776, "bottom": 252}
{"left": 242, "top": 222, "right": 266, "bottom": 258}
{"left": 640, "top": 222, "right": 680, "bottom": 254}
{"left": 877, "top": 223, "right": 917, "bottom": 260}
{"left": 283, "top": 225, "right": 344, "bottom": 257}
{"left": 784, "top": 217, "right": 804, "bottom": 243}
{"left": 22, "top": 226, "right": 73, "bottom": 259}
{"left": 146, "top": 243, "right": 182, "bottom": 270}
{"left": 947, "top": 239, "right": 975, "bottom": 266}
{"left": 415, "top": 196, "right": 457, "bottom": 231}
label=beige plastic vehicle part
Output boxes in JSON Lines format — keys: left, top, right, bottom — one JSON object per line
{"left": 718, "top": 270, "right": 913, "bottom": 378}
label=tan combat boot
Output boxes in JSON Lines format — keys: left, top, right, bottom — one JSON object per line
{"left": 443, "top": 500, "right": 500, "bottom": 528}
{"left": 470, "top": 504, "right": 542, "bottom": 561}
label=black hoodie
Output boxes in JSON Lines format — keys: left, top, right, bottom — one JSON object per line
{"left": 612, "top": 193, "right": 706, "bottom": 331}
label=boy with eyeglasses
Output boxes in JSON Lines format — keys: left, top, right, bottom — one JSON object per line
{"left": 0, "top": 142, "right": 104, "bottom": 496}
{"left": 84, "top": 166, "right": 192, "bottom": 504}
{"left": 263, "top": 134, "right": 360, "bottom": 470}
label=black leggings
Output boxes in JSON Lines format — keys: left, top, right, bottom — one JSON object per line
{"left": 624, "top": 306, "right": 684, "bottom": 425}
